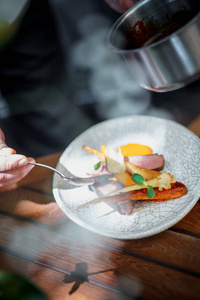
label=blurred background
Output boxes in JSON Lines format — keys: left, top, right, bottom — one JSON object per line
{"left": 0, "top": 0, "right": 199, "bottom": 158}
{"left": 0, "top": 1, "right": 199, "bottom": 298}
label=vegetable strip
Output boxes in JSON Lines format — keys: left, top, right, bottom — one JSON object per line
{"left": 78, "top": 182, "right": 187, "bottom": 210}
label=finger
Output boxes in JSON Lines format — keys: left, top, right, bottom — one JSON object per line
{"left": 104, "top": 0, "right": 125, "bottom": 13}
{"left": 0, "top": 147, "right": 16, "bottom": 155}
{"left": 0, "top": 162, "right": 35, "bottom": 187}
{"left": 119, "top": 0, "right": 135, "bottom": 10}
{"left": 0, "top": 161, "right": 35, "bottom": 182}
{"left": 105, "top": 0, "right": 135, "bottom": 13}
{"left": 0, "top": 154, "right": 29, "bottom": 172}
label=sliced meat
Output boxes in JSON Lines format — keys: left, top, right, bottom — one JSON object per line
{"left": 125, "top": 154, "right": 165, "bottom": 170}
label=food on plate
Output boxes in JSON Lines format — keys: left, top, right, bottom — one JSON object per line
{"left": 113, "top": 172, "right": 176, "bottom": 195}
{"left": 113, "top": 171, "right": 135, "bottom": 187}
{"left": 125, "top": 154, "right": 165, "bottom": 170}
{"left": 83, "top": 144, "right": 162, "bottom": 185}
{"left": 82, "top": 145, "right": 104, "bottom": 160}
{"left": 106, "top": 146, "right": 126, "bottom": 173}
{"left": 78, "top": 181, "right": 187, "bottom": 209}
{"left": 120, "top": 143, "right": 153, "bottom": 157}
{"left": 83, "top": 145, "right": 164, "bottom": 170}
{"left": 125, "top": 161, "right": 161, "bottom": 181}
{"left": 81, "top": 143, "right": 187, "bottom": 214}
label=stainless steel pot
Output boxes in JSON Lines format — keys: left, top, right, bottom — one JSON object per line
{"left": 108, "top": 0, "right": 200, "bottom": 92}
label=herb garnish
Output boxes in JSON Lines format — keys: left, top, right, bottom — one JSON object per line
{"left": 94, "top": 160, "right": 105, "bottom": 170}
{"left": 94, "top": 161, "right": 101, "bottom": 170}
{"left": 131, "top": 173, "right": 155, "bottom": 199}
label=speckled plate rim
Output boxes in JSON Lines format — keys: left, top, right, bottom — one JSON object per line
{"left": 53, "top": 115, "right": 200, "bottom": 239}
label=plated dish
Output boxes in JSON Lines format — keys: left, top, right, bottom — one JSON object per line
{"left": 53, "top": 116, "right": 200, "bottom": 239}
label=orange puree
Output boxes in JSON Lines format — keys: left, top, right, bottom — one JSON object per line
{"left": 100, "top": 143, "right": 153, "bottom": 158}
{"left": 120, "top": 143, "right": 153, "bottom": 157}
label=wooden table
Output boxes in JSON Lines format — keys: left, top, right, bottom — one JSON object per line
{"left": 0, "top": 116, "right": 200, "bottom": 300}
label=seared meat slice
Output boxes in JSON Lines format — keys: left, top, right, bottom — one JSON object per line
{"left": 125, "top": 154, "right": 165, "bottom": 170}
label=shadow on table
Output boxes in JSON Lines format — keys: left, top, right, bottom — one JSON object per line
{"left": 63, "top": 262, "right": 114, "bottom": 295}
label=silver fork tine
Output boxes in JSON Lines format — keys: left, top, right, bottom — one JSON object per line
{"left": 28, "top": 162, "right": 112, "bottom": 186}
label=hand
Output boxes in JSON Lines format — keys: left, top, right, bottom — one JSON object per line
{"left": 104, "top": 0, "right": 136, "bottom": 13}
{"left": 0, "top": 128, "right": 35, "bottom": 189}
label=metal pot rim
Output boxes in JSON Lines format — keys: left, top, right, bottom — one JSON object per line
{"left": 107, "top": 1, "right": 200, "bottom": 53}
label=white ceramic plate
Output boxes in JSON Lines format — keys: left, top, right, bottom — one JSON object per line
{"left": 53, "top": 116, "right": 200, "bottom": 239}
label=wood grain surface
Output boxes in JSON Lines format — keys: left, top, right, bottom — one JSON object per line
{"left": 0, "top": 116, "right": 199, "bottom": 300}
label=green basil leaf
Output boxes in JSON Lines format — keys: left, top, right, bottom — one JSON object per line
{"left": 132, "top": 173, "right": 146, "bottom": 185}
{"left": 147, "top": 186, "right": 155, "bottom": 199}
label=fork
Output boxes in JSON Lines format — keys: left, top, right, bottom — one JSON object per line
{"left": 28, "top": 162, "right": 112, "bottom": 186}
